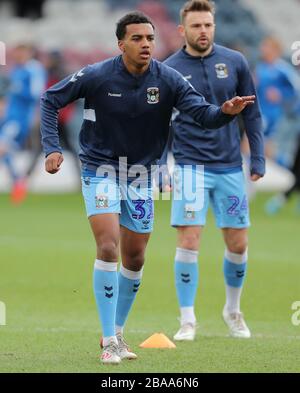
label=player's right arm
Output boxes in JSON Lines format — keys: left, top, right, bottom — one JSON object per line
{"left": 40, "top": 65, "right": 94, "bottom": 174}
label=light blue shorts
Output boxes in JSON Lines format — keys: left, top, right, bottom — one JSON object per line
{"left": 171, "top": 165, "right": 250, "bottom": 228}
{"left": 81, "top": 174, "right": 154, "bottom": 233}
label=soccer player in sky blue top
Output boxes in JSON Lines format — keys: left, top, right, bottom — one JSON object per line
{"left": 163, "top": 0, "right": 265, "bottom": 341}
{"left": 40, "top": 10, "right": 257, "bottom": 364}
{"left": 0, "top": 44, "right": 46, "bottom": 203}
{"left": 256, "top": 36, "right": 300, "bottom": 159}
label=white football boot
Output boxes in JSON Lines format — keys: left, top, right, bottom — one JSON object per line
{"left": 173, "top": 322, "right": 197, "bottom": 341}
{"left": 100, "top": 339, "right": 121, "bottom": 365}
{"left": 116, "top": 333, "right": 137, "bottom": 360}
{"left": 222, "top": 309, "right": 251, "bottom": 338}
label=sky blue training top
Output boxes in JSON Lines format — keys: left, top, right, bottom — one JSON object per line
{"left": 164, "top": 45, "right": 265, "bottom": 176}
{"left": 2, "top": 59, "right": 46, "bottom": 145}
{"left": 256, "top": 58, "right": 300, "bottom": 137}
{"left": 40, "top": 55, "right": 235, "bottom": 172}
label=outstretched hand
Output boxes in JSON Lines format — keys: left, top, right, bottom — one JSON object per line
{"left": 45, "top": 152, "right": 64, "bottom": 174}
{"left": 221, "top": 96, "right": 255, "bottom": 115}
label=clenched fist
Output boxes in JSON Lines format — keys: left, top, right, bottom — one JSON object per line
{"left": 45, "top": 152, "right": 64, "bottom": 174}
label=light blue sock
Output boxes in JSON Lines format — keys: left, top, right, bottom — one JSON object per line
{"left": 115, "top": 265, "right": 143, "bottom": 332}
{"left": 93, "top": 259, "right": 118, "bottom": 339}
{"left": 223, "top": 249, "right": 248, "bottom": 313}
{"left": 175, "top": 248, "right": 198, "bottom": 323}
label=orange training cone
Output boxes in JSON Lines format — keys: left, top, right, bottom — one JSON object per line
{"left": 139, "top": 333, "right": 176, "bottom": 349}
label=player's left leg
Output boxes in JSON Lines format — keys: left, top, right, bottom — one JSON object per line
{"left": 212, "top": 169, "right": 251, "bottom": 338}
{"left": 0, "top": 149, "right": 18, "bottom": 180}
{"left": 116, "top": 227, "right": 150, "bottom": 359}
{"left": 0, "top": 150, "right": 27, "bottom": 204}
{"left": 115, "top": 181, "right": 154, "bottom": 359}
{"left": 221, "top": 228, "right": 250, "bottom": 338}
{"left": 0, "top": 121, "right": 28, "bottom": 204}
{"left": 0, "top": 135, "right": 18, "bottom": 179}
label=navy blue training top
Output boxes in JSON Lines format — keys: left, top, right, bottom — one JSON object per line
{"left": 40, "top": 55, "right": 234, "bottom": 172}
{"left": 164, "top": 45, "right": 265, "bottom": 175}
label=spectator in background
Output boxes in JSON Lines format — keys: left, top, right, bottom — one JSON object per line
{"left": 12, "top": 0, "right": 45, "bottom": 19}
{"left": 266, "top": 136, "right": 300, "bottom": 215}
{"left": 265, "top": 97, "right": 300, "bottom": 215}
{"left": 256, "top": 36, "right": 299, "bottom": 159}
{"left": 256, "top": 36, "right": 300, "bottom": 214}
{"left": 0, "top": 44, "right": 46, "bottom": 203}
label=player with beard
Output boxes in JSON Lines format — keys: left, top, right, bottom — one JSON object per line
{"left": 164, "top": 0, "right": 265, "bottom": 340}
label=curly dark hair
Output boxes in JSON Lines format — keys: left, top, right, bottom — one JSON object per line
{"left": 116, "top": 11, "right": 155, "bottom": 40}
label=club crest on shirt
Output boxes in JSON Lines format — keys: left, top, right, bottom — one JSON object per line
{"left": 215, "top": 63, "right": 228, "bottom": 79}
{"left": 147, "top": 87, "right": 160, "bottom": 104}
{"left": 95, "top": 195, "right": 108, "bottom": 209}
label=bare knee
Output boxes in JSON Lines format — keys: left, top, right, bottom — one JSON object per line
{"left": 177, "top": 227, "right": 201, "bottom": 251}
{"left": 226, "top": 238, "right": 248, "bottom": 254}
{"left": 223, "top": 228, "right": 248, "bottom": 255}
{"left": 123, "top": 249, "right": 145, "bottom": 271}
{"left": 89, "top": 214, "right": 120, "bottom": 262}
{"left": 97, "top": 239, "right": 119, "bottom": 262}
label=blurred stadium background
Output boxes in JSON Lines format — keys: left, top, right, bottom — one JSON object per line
{"left": 0, "top": 0, "right": 299, "bottom": 193}
{"left": 0, "top": 0, "right": 300, "bottom": 373}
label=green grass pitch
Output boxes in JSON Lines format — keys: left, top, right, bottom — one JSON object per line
{"left": 0, "top": 192, "right": 299, "bottom": 373}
